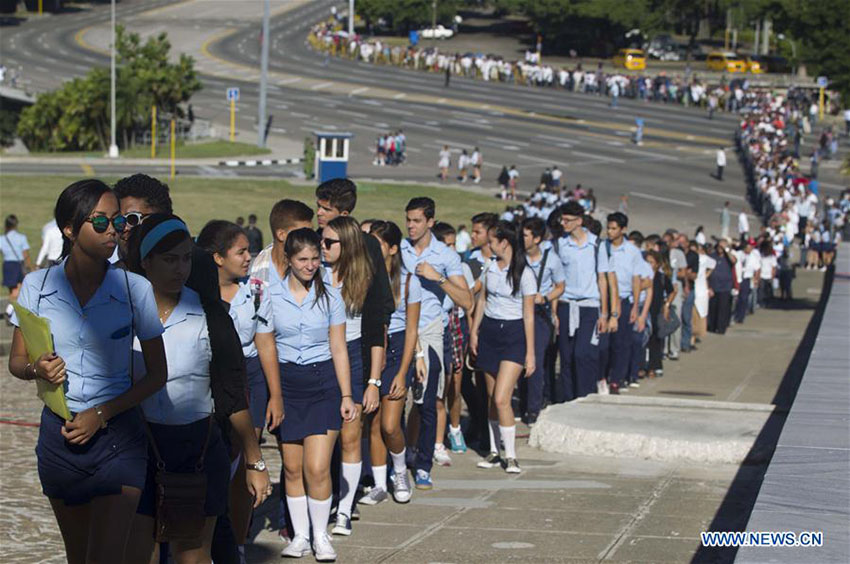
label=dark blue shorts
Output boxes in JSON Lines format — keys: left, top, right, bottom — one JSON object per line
{"left": 36, "top": 407, "right": 147, "bottom": 506}
{"left": 245, "top": 355, "right": 268, "bottom": 429}
{"left": 381, "top": 331, "right": 410, "bottom": 396}
{"left": 2, "top": 260, "right": 23, "bottom": 289}
{"left": 276, "top": 360, "right": 342, "bottom": 442}
{"left": 347, "top": 338, "right": 365, "bottom": 405}
{"left": 475, "top": 316, "right": 527, "bottom": 375}
{"left": 137, "top": 416, "right": 230, "bottom": 517}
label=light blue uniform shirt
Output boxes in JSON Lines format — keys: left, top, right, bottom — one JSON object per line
{"left": 637, "top": 256, "right": 653, "bottom": 304}
{"left": 483, "top": 260, "right": 537, "bottom": 320}
{"left": 0, "top": 229, "right": 29, "bottom": 262}
{"left": 389, "top": 273, "right": 422, "bottom": 335}
{"left": 441, "top": 262, "right": 474, "bottom": 322}
{"left": 134, "top": 287, "right": 212, "bottom": 425}
{"left": 258, "top": 274, "right": 346, "bottom": 364}
{"left": 557, "top": 230, "right": 611, "bottom": 306}
{"left": 322, "top": 268, "right": 362, "bottom": 342}
{"left": 11, "top": 262, "right": 162, "bottom": 413}
{"left": 227, "top": 281, "right": 271, "bottom": 359}
{"left": 400, "top": 234, "right": 464, "bottom": 328}
{"left": 608, "top": 240, "right": 642, "bottom": 301}
{"left": 526, "top": 249, "right": 565, "bottom": 297}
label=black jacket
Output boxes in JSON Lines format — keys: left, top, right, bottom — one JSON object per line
{"left": 359, "top": 233, "right": 393, "bottom": 382}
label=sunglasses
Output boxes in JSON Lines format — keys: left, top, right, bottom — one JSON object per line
{"left": 125, "top": 212, "right": 150, "bottom": 228}
{"left": 86, "top": 215, "right": 127, "bottom": 233}
{"left": 322, "top": 238, "right": 340, "bottom": 250}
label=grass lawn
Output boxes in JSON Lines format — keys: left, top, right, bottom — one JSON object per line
{"left": 12, "top": 140, "right": 272, "bottom": 160}
{"left": 1, "top": 175, "right": 505, "bottom": 255}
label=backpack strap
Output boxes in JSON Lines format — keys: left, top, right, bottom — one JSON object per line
{"left": 535, "top": 249, "right": 549, "bottom": 292}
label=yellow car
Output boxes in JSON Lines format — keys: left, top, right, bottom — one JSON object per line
{"left": 706, "top": 51, "right": 747, "bottom": 73}
{"left": 745, "top": 56, "right": 764, "bottom": 74}
{"left": 613, "top": 48, "right": 646, "bottom": 71}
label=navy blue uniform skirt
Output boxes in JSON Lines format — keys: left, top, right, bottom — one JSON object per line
{"left": 2, "top": 260, "right": 23, "bottom": 289}
{"left": 245, "top": 355, "right": 269, "bottom": 429}
{"left": 475, "top": 316, "right": 527, "bottom": 375}
{"left": 137, "top": 416, "right": 230, "bottom": 517}
{"left": 380, "top": 331, "right": 410, "bottom": 396}
{"left": 347, "top": 338, "right": 365, "bottom": 404}
{"left": 276, "top": 359, "right": 342, "bottom": 442}
{"left": 36, "top": 406, "right": 147, "bottom": 506}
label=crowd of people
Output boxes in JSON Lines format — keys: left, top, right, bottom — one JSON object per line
{"left": 372, "top": 131, "right": 406, "bottom": 167}
{"left": 5, "top": 157, "right": 833, "bottom": 562}
{"left": 437, "top": 145, "right": 483, "bottom": 184}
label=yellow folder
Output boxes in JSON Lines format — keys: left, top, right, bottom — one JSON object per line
{"left": 10, "top": 302, "right": 72, "bottom": 421}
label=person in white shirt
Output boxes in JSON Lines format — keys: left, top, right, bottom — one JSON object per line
{"left": 455, "top": 224, "right": 472, "bottom": 256}
{"left": 36, "top": 219, "right": 64, "bottom": 268}
{"left": 470, "top": 147, "right": 482, "bottom": 184}
{"left": 735, "top": 239, "right": 760, "bottom": 323}
{"left": 757, "top": 240, "right": 777, "bottom": 307}
{"left": 738, "top": 209, "right": 750, "bottom": 242}
{"left": 438, "top": 145, "right": 451, "bottom": 182}
{"left": 469, "top": 220, "right": 535, "bottom": 474}
{"left": 715, "top": 147, "right": 727, "bottom": 181}
{"left": 457, "top": 149, "right": 469, "bottom": 182}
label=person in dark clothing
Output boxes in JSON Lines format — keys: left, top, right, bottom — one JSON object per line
{"left": 645, "top": 251, "right": 676, "bottom": 377}
{"left": 707, "top": 242, "right": 735, "bottom": 334}
{"left": 245, "top": 214, "right": 264, "bottom": 257}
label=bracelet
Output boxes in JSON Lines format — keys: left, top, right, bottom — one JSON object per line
{"left": 24, "top": 363, "right": 36, "bottom": 380}
{"left": 94, "top": 405, "right": 108, "bottom": 429}
{"left": 415, "top": 351, "right": 425, "bottom": 359}
{"left": 341, "top": 394, "right": 352, "bottom": 399}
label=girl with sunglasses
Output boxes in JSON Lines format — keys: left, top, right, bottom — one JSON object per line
{"left": 320, "top": 216, "right": 381, "bottom": 536}
{"left": 259, "top": 228, "right": 356, "bottom": 560}
{"left": 359, "top": 220, "right": 420, "bottom": 506}
{"left": 470, "top": 220, "right": 536, "bottom": 474}
{"left": 7, "top": 179, "right": 168, "bottom": 563}
{"left": 196, "top": 220, "right": 284, "bottom": 552}
{"left": 124, "top": 214, "right": 271, "bottom": 563}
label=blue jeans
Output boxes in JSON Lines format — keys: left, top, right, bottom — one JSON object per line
{"left": 681, "top": 290, "right": 694, "bottom": 351}
{"left": 556, "top": 303, "right": 600, "bottom": 402}
{"left": 521, "top": 313, "right": 551, "bottom": 415}
{"left": 411, "top": 346, "right": 440, "bottom": 474}
{"left": 608, "top": 298, "right": 633, "bottom": 386}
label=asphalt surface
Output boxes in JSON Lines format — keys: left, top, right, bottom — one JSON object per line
{"left": 1, "top": 0, "right": 847, "bottom": 234}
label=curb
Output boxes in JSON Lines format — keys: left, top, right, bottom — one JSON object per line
{"left": 219, "top": 158, "right": 303, "bottom": 167}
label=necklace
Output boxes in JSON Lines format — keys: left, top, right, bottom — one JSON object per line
{"left": 159, "top": 306, "right": 174, "bottom": 324}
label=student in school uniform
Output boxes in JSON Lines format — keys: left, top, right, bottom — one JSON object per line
{"left": 320, "top": 216, "right": 383, "bottom": 536}
{"left": 470, "top": 220, "right": 536, "bottom": 473}
{"left": 401, "top": 197, "right": 473, "bottom": 489}
{"left": 360, "top": 220, "right": 420, "bottom": 506}
{"left": 196, "top": 220, "right": 284, "bottom": 553}
{"left": 554, "top": 202, "right": 616, "bottom": 402}
{"left": 521, "top": 217, "right": 565, "bottom": 424}
{"left": 247, "top": 199, "right": 314, "bottom": 545}
{"left": 626, "top": 231, "right": 653, "bottom": 386}
{"left": 8, "top": 179, "right": 168, "bottom": 563}
{"left": 125, "top": 214, "right": 272, "bottom": 564}
{"left": 258, "top": 228, "right": 357, "bottom": 561}
{"left": 2, "top": 214, "right": 33, "bottom": 320}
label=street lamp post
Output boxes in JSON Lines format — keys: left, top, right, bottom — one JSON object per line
{"left": 348, "top": 0, "right": 354, "bottom": 36}
{"left": 258, "top": 0, "right": 270, "bottom": 148}
{"left": 431, "top": 1, "right": 437, "bottom": 45}
{"left": 108, "top": 0, "right": 118, "bottom": 158}
{"left": 776, "top": 33, "right": 796, "bottom": 76}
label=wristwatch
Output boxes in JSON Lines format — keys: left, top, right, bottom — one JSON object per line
{"left": 246, "top": 458, "right": 267, "bottom": 472}
{"left": 367, "top": 378, "right": 382, "bottom": 388}
{"left": 438, "top": 275, "right": 447, "bottom": 285}
{"left": 94, "top": 405, "right": 108, "bottom": 429}
{"left": 610, "top": 311, "right": 620, "bottom": 319}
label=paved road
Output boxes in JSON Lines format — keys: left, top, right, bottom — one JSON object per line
{"left": 1, "top": 0, "right": 846, "bottom": 234}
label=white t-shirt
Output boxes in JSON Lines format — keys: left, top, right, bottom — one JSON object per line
{"left": 483, "top": 260, "right": 536, "bottom": 320}
{"left": 760, "top": 254, "right": 777, "bottom": 280}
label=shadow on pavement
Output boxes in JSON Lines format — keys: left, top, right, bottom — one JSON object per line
{"left": 693, "top": 265, "right": 835, "bottom": 563}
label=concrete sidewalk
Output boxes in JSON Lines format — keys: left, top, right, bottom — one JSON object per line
{"left": 0, "top": 268, "right": 827, "bottom": 562}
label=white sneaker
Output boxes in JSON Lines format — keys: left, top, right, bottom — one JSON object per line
{"left": 331, "top": 513, "right": 351, "bottom": 536}
{"left": 433, "top": 443, "right": 452, "bottom": 466}
{"left": 312, "top": 531, "right": 337, "bottom": 562}
{"left": 359, "top": 487, "right": 388, "bottom": 506}
{"left": 597, "top": 379, "right": 609, "bottom": 395}
{"left": 391, "top": 470, "right": 412, "bottom": 503}
{"left": 629, "top": 382, "right": 640, "bottom": 388}
{"left": 281, "top": 535, "right": 311, "bottom": 558}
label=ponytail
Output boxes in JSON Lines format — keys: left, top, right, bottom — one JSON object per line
{"left": 494, "top": 220, "right": 526, "bottom": 296}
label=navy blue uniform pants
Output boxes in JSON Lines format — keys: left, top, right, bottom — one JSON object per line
{"left": 556, "top": 303, "right": 600, "bottom": 402}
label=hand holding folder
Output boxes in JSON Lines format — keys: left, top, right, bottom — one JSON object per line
{"left": 10, "top": 302, "right": 72, "bottom": 421}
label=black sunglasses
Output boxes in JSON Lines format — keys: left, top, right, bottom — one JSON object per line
{"left": 125, "top": 211, "right": 150, "bottom": 227}
{"left": 86, "top": 215, "right": 127, "bottom": 233}
{"left": 322, "top": 238, "right": 340, "bottom": 250}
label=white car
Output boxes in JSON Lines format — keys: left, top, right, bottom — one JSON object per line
{"left": 420, "top": 25, "right": 454, "bottom": 40}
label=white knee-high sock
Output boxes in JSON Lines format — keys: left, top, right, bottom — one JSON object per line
{"left": 488, "top": 419, "right": 501, "bottom": 454}
{"left": 286, "top": 495, "right": 309, "bottom": 539}
{"left": 372, "top": 464, "right": 388, "bottom": 491}
{"left": 338, "top": 461, "right": 362, "bottom": 518}
{"left": 307, "top": 495, "right": 332, "bottom": 539}
{"left": 500, "top": 425, "right": 516, "bottom": 459}
{"left": 389, "top": 448, "right": 406, "bottom": 476}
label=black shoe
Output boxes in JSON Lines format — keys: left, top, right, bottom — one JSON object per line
{"left": 526, "top": 412, "right": 539, "bottom": 425}
{"left": 609, "top": 382, "right": 620, "bottom": 395}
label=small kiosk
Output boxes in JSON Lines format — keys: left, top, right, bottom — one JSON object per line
{"left": 314, "top": 131, "right": 353, "bottom": 183}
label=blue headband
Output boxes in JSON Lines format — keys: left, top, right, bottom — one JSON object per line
{"left": 140, "top": 219, "right": 189, "bottom": 260}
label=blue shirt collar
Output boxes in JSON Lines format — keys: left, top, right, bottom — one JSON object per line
{"left": 563, "top": 229, "right": 596, "bottom": 249}
{"left": 39, "top": 260, "right": 131, "bottom": 312}
{"left": 163, "top": 287, "right": 203, "bottom": 329}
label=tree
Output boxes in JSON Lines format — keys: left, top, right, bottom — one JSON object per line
{"left": 357, "top": 0, "right": 459, "bottom": 34}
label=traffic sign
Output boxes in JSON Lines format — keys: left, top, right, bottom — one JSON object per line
{"left": 816, "top": 76, "right": 828, "bottom": 88}
{"left": 227, "top": 87, "right": 240, "bottom": 102}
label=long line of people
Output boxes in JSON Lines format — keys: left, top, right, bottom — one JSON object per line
{"left": 4, "top": 165, "right": 826, "bottom": 563}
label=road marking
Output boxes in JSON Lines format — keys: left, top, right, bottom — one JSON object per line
{"left": 607, "top": 141, "right": 624, "bottom": 146}
{"left": 630, "top": 192, "right": 694, "bottom": 207}
{"left": 448, "top": 119, "right": 492, "bottom": 130}
{"left": 401, "top": 120, "right": 441, "bottom": 132}
{"left": 393, "top": 92, "right": 407, "bottom": 99}
{"left": 80, "top": 163, "right": 95, "bottom": 176}
{"left": 622, "top": 148, "right": 676, "bottom": 160}
{"left": 572, "top": 151, "right": 624, "bottom": 163}
{"left": 519, "top": 154, "right": 568, "bottom": 167}
{"left": 349, "top": 87, "right": 370, "bottom": 96}
{"left": 336, "top": 109, "right": 363, "bottom": 118}
{"left": 277, "top": 77, "right": 302, "bottom": 85}
{"left": 536, "top": 134, "right": 572, "bottom": 145}
{"left": 487, "top": 136, "right": 529, "bottom": 147}
{"left": 691, "top": 186, "right": 745, "bottom": 200}
{"left": 310, "top": 82, "right": 332, "bottom": 90}
{"left": 290, "top": 112, "right": 311, "bottom": 119}
{"left": 383, "top": 108, "right": 415, "bottom": 117}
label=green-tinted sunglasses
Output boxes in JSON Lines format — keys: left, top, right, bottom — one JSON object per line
{"left": 86, "top": 214, "right": 128, "bottom": 233}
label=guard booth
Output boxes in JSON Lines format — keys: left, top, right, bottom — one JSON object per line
{"left": 314, "top": 132, "right": 353, "bottom": 183}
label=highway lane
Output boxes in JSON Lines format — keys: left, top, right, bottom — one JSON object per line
{"left": 0, "top": 0, "right": 782, "bottom": 232}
